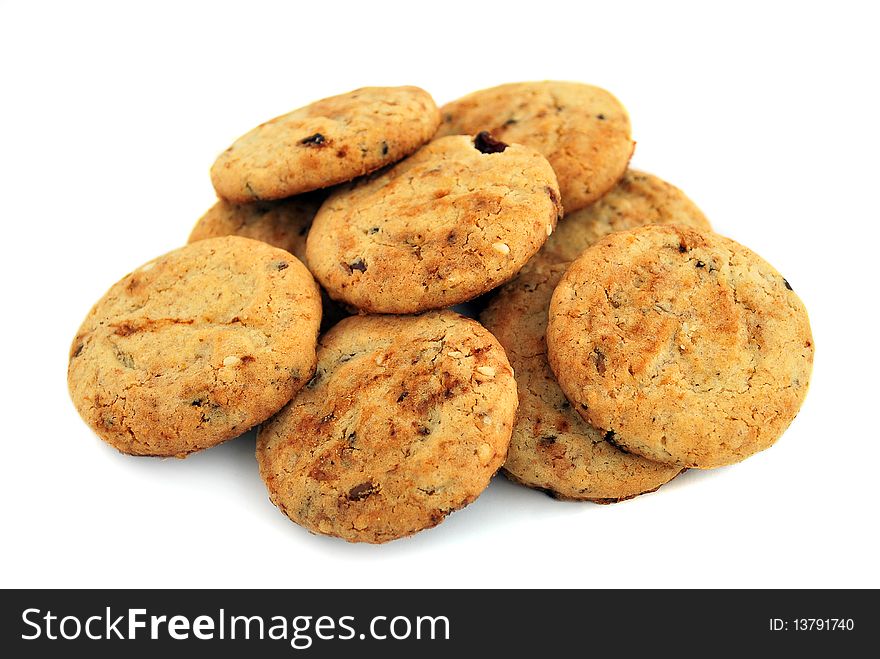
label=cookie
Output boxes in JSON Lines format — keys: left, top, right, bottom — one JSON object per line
{"left": 436, "top": 81, "right": 633, "bottom": 212}
{"left": 547, "top": 225, "right": 814, "bottom": 468}
{"left": 481, "top": 263, "right": 683, "bottom": 501}
{"left": 534, "top": 170, "right": 711, "bottom": 266}
{"left": 210, "top": 86, "right": 440, "bottom": 203}
{"left": 68, "top": 236, "right": 322, "bottom": 457}
{"left": 256, "top": 311, "right": 517, "bottom": 543}
{"left": 305, "top": 134, "right": 562, "bottom": 314}
{"left": 186, "top": 192, "right": 349, "bottom": 332}
{"left": 188, "top": 192, "right": 326, "bottom": 263}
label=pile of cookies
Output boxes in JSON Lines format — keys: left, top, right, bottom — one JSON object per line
{"left": 68, "top": 82, "right": 814, "bottom": 544}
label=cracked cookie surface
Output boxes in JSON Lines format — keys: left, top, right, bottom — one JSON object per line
{"left": 481, "top": 262, "right": 683, "bottom": 500}
{"left": 305, "top": 134, "right": 562, "bottom": 313}
{"left": 436, "top": 81, "right": 633, "bottom": 212}
{"left": 210, "top": 86, "right": 439, "bottom": 203}
{"left": 532, "top": 170, "right": 711, "bottom": 267}
{"left": 256, "top": 311, "right": 517, "bottom": 543}
{"left": 188, "top": 192, "right": 326, "bottom": 263}
{"left": 68, "top": 236, "right": 322, "bottom": 457}
{"left": 547, "top": 225, "right": 814, "bottom": 468}
{"left": 187, "top": 192, "right": 351, "bottom": 332}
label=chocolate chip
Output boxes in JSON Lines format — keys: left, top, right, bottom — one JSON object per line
{"left": 597, "top": 113, "right": 606, "bottom": 120}
{"left": 397, "top": 391, "right": 409, "bottom": 403}
{"left": 593, "top": 348, "right": 606, "bottom": 375}
{"left": 418, "top": 426, "right": 431, "bottom": 436}
{"left": 241, "top": 355, "right": 255, "bottom": 364}
{"left": 678, "top": 243, "right": 688, "bottom": 253}
{"left": 275, "top": 261, "right": 289, "bottom": 270}
{"left": 191, "top": 398, "right": 204, "bottom": 407}
{"left": 560, "top": 400, "right": 571, "bottom": 410}
{"left": 539, "top": 435, "right": 557, "bottom": 446}
{"left": 368, "top": 227, "right": 379, "bottom": 235}
{"left": 604, "top": 430, "right": 615, "bottom": 442}
{"left": 320, "top": 412, "right": 335, "bottom": 424}
{"left": 381, "top": 141, "right": 389, "bottom": 156}
{"left": 545, "top": 185, "right": 560, "bottom": 210}
{"left": 348, "top": 482, "right": 377, "bottom": 501}
{"left": 347, "top": 431, "right": 357, "bottom": 446}
{"left": 300, "top": 133, "right": 326, "bottom": 146}
{"left": 446, "top": 231, "right": 456, "bottom": 244}
{"left": 473, "top": 131, "right": 508, "bottom": 154}
{"left": 695, "top": 260, "right": 706, "bottom": 268}
{"left": 72, "top": 343, "right": 84, "bottom": 358}
{"left": 783, "top": 278, "right": 793, "bottom": 291}
{"left": 348, "top": 259, "right": 367, "bottom": 273}
{"left": 503, "top": 118, "right": 517, "bottom": 126}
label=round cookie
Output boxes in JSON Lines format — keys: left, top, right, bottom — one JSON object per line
{"left": 211, "top": 86, "right": 439, "bottom": 203}
{"left": 436, "top": 81, "right": 634, "bottom": 212}
{"left": 547, "top": 225, "right": 814, "bottom": 469}
{"left": 257, "top": 311, "right": 517, "bottom": 544}
{"left": 306, "top": 134, "right": 562, "bottom": 314}
{"left": 481, "top": 263, "right": 683, "bottom": 501}
{"left": 188, "top": 192, "right": 326, "bottom": 263}
{"left": 534, "top": 169, "right": 711, "bottom": 266}
{"left": 68, "top": 236, "right": 322, "bottom": 457}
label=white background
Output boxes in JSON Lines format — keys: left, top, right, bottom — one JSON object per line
{"left": 1, "top": 0, "right": 878, "bottom": 589}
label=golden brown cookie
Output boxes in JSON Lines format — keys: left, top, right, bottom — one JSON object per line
{"left": 306, "top": 134, "right": 562, "bottom": 314}
{"left": 188, "top": 192, "right": 326, "bottom": 263}
{"left": 436, "top": 81, "right": 633, "bottom": 212}
{"left": 547, "top": 225, "right": 814, "bottom": 468}
{"left": 211, "top": 86, "right": 439, "bottom": 203}
{"left": 68, "top": 237, "right": 322, "bottom": 457}
{"left": 534, "top": 170, "right": 711, "bottom": 266}
{"left": 481, "top": 263, "right": 683, "bottom": 501}
{"left": 257, "top": 311, "right": 517, "bottom": 543}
